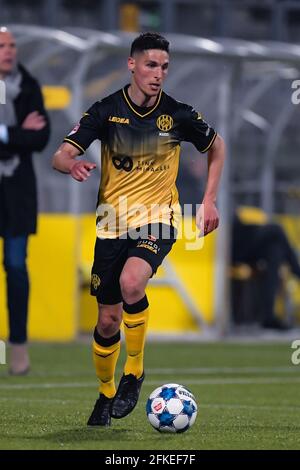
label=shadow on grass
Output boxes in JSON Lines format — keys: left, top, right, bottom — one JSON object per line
{"left": 0, "top": 426, "right": 165, "bottom": 443}
{"left": 0, "top": 426, "right": 178, "bottom": 452}
{"left": 45, "top": 427, "right": 177, "bottom": 445}
{"left": 45, "top": 427, "right": 136, "bottom": 443}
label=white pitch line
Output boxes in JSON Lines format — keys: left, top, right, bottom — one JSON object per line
{"left": 0, "top": 397, "right": 299, "bottom": 412}
{"left": 199, "top": 403, "right": 300, "bottom": 412}
{"left": 4, "top": 365, "right": 299, "bottom": 379}
{"left": 147, "top": 366, "right": 300, "bottom": 375}
{"left": 0, "top": 397, "right": 72, "bottom": 404}
{"left": 1, "top": 376, "right": 300, "bottom": 391}
{"left": 147, "top": 377, "right": 300, "bottom": 385}
{"left": 0, "top": 382, "right": 95, "bottom": 390}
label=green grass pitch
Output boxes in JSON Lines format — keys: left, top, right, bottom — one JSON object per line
{"left": 0, "top": 341, "right": 299, "bottom": 450}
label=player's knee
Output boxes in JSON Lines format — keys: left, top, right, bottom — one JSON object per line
{"left": 120, "top": 272, "right": 143, "bottom": 302}
{"left": 98, "top": 316, "right": 120, "bottom": 337}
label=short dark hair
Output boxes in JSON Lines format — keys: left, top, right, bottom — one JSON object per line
{"left": 130, "top": 32, "right": 169, "bottom": 56}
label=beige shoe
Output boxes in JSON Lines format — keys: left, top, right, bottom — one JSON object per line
{"left": 9, "top": 344, "right": 30, "bottom": 376}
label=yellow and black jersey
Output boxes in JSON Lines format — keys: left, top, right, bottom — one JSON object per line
{"left": 64, "top": 85, "right": 217, "bottom": 238}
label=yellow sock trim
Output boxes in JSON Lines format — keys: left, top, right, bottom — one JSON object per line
{"left": 93, "top": 339, "right": 120, "bottom": 398}
{"left": 123, "top": 308, "right": 149, "bottom": 378}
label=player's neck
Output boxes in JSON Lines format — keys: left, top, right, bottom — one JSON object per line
{"left": 128, "top": 84, "right": 157, "bottom": 108}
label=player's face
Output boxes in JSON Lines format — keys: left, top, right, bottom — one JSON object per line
{"left": 0, "top": 31, "right": 17, "bottom": 77}
{"left": 128, "top": 49, "right": 169, "bottom": 97}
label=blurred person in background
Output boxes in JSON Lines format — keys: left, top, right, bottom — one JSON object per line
{"left": 53, "top": 32, "right": 225, "bottom": 427}
{"left": 232, "top": 208, "right": 300, "bottom": 330}
{"left": 0, "top": 27, "right": 50, "bottom": 374}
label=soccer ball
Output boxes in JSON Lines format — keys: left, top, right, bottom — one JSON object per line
{"left": 146, "top": 383, "right": 197, "bottom": 433}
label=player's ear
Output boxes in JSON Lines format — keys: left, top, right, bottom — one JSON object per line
{"left": 128, "top": 56, "right": 135, "bottom": 74}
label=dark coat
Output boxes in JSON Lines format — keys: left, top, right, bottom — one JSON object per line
{"left": 0, "top": 64, "right": 50, "bottom": 236}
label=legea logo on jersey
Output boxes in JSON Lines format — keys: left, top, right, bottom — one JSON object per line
{"left": 156, "top": 115, "right": 173, "bottom": 132}
{"left": 108, "top": 116, "right": 130, "bottom": 124}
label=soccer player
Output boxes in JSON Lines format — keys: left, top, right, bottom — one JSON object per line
{"left": 52, "top": 32, "right": 225, "bottom": 426}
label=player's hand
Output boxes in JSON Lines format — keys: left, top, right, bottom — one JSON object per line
{"left": 70, "top": 160, "right": 96, "bottom": 181}
{"left": 196, "top": 200, "right": 219, "bottom": 237}
{"left": 22, "top": 111, "right": 47, "bottom": 130}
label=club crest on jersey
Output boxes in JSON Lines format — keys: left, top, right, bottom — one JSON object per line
{"left": 68, "top": 123, "right": 80, "bottom": 136}
{"left": 156, "top": 114, "right": 173, "bottom": 132}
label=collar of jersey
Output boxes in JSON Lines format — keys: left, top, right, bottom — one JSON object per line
{"left": 122, "top": 85, "right": 162, "bottom": 118}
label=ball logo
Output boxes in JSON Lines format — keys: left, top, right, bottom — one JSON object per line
{"left": 147, "top": 383, "right": 197, "bottom": 433}
{"left": 153, "top": 401, "right": 163, "bottom": 412}
{"left": 156, "top": 115, "right": 173, "bottom": 132}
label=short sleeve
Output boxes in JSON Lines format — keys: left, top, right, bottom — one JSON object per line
{"left": 63, "top": 102, "right": 106, "bottom": 154}
{"left": 181, "top": 106, "right": 217, "bottom": 153}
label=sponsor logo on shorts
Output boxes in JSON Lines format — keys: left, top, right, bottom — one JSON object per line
{"left": 137, "top": 240, "right": 160, "bottom": 254}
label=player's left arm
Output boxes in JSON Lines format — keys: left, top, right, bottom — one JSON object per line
{"left": 196, "top": 134, "right": 225, "bottom": 236}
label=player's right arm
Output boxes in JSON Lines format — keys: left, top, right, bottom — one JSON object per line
{"left": 52, "top": 142, "right": 96, "bottom": 182}
{"left": 52, "top": 101, "right": 105, "bottom": 181}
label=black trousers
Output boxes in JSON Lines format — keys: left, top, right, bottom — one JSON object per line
{"left": 232, "top": 223, "right": 300, "bottom": 322}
